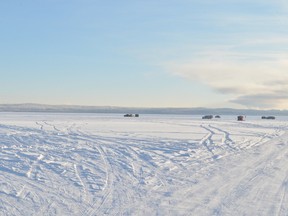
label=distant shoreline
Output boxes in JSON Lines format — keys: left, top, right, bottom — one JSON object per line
{"left": 0, "top": 104, "right": 287, "bottom": 116}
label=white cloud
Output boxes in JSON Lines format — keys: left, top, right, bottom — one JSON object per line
{"left": 164, "top": 47, "right": 288, "bottom": 109}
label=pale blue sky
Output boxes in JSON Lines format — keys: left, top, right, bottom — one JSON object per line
{"left": 1, "top": 0, "right": 288, "bottom": 108}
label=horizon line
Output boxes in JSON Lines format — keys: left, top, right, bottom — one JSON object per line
{"left": 0, "top": 103, "right": 287, "bottom": 112}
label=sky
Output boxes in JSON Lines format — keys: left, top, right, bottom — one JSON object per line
{"left": 1, "top": 0, "right": 288, "bottom": 109}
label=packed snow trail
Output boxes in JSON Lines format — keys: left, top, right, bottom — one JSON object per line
{"left": 164, "top": 132, "right": 288, "bottom": 215}
{"left": 0, "top": 113, "right": 287, "bottom": 215}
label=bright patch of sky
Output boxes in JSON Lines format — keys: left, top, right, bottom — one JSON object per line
{"left": 0, "top": 0, "right": 287, "bottom": 109}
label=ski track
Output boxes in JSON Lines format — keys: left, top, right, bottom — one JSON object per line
{"left": 0, "top": 114, "right": 288, "bottom": 215}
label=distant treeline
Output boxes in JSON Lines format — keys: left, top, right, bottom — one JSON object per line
{"left": 0, "top": 104, "right": 287, "bottom": 116}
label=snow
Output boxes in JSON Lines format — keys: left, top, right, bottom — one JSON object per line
{"left": 0, "top": 112, "right": 288, "bottom": 215}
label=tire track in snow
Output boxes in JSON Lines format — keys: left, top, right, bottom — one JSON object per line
{"left": 1, "top": 123, "right": 92, "bottom": 215}
{"left": 81, "top": 132, "right": 169, "bottom": 187}
{"left": 43, "top": 121, "right": 60, "bottom": 132}
{"left": 26, "top": 154, "right": 44, "bottom": 179}
{"left": 73, "top": 164, "right": 88, "bottom": 204}
{"left": 276, "top": 172, "right": 288, "bottom": 216}
{"left": 35, "top": 122, "right": 44, "bottom": 130}
{"left": 212, "top": 133, "right": 288, "bottom": 215}
{"left": 81, "top": 145, "right": 114, "bottom": 216}
{"left": 70, "top": 125, "right": 199, "bottom": 193}
{"left": 2, "top": 115, "right": 288, "bottom": 215}
{"left": 200, "top": 125, "right": 218, "bottom": 159}
{"left": 208, "top": 125, "right": 238, "bottom": 152}
{"left": 74, "top": 131, "right": 170, "bottom": 215}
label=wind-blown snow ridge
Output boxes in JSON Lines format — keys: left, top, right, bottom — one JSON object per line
{"left": 0, "top": 113, "right": 288, "bottom": 215}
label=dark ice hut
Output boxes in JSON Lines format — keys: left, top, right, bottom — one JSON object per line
{"left": 237, "top": 115, "right": 244, "bottom": 121}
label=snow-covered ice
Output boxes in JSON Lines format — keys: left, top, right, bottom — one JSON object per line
{"left": 0, "top": 112, "right": 288, "bottom": 215}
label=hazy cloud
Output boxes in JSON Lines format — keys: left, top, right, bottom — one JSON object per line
{"left": 230, "top": 90, "right": 288, "bottom": 109}
{"left": 215, "top": 87, "right": 246, "bottom": 95}
{"left": 164, "top": 47, "right": 288, "bottom": 108}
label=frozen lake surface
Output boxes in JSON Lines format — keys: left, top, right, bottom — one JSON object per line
{"left": 0, "top": 113, "right": 288, "bottom": 215}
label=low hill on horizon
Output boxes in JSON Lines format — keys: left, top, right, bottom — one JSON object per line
{"left": 0, "top": 103, "right": 287, "bottom": 116}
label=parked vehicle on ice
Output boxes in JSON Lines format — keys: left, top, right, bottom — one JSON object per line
{"left": 124, "top": 114, "right": 139, "bottom": 117}
{"left": 202, "top": 115, "right": 213, "bottom": 119}
{"left": 262, "top": 116, "right": 275, "bottom": 120}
